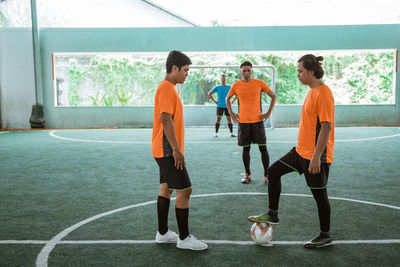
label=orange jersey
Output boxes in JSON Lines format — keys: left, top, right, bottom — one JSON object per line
{"left": 296, "top": 84, "right": 335, "bottom": 163}
{"left": 152, "top": 80, "right": 185, "bottom": 158}
{"left": 228, "top": 79, "right": 271, "bottom": 123}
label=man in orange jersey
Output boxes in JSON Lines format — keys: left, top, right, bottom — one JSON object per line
{"left": 152, "top": 50, "right": 207, "bottom": 250}
{"left": 226, "top": 61, "right": 276, "bottom": 184}
{"left": 248, "top": 54, "right": 335, "bottom": 249}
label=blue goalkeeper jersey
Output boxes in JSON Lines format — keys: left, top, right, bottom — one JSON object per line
{"left": 211, "top": 85, "right": 231, "bottom": 108}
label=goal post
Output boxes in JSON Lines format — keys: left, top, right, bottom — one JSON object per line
{"left": 178, "top": 65, "right": 276, "bottom": 129}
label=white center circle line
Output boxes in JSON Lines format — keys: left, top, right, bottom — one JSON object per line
{"left": 36, "top": 192, "right": 400, "bottom": 267}
{"left": 49, "top": 130, "right": 400, "bottom": 144}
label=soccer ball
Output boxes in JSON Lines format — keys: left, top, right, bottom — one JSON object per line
{"left": 250, "top": 222, "right": 273, "bottom": 245}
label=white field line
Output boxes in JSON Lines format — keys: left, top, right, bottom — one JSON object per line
{"left": 0, "top": 131, "right": 9, "bottom": 134}
{"left": 49, "top": 131, "right": 150, "bottom": 144}
{"left": 1, "top": 240, "right": 47, "bottom": 244}
{"left": 36, "top": 199, "right": 156, "bottom": 267}
{"left": 336, "top": 134, "right": 400, "bottom": 142}
{"left": 49, "top": 130, "right": 400, "bottom": 144}
{"left": 35, "top": 192, "right": 400, "bottom": 267}
{"left": 189, "top": 192, "right": 400, "bottom": 210}
{"left": 2, "top": 239, "right": 400, "bottom": 245}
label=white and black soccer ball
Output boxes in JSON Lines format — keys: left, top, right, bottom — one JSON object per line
{"left": 250, "top": 222, "right": 273, "bottom": 244}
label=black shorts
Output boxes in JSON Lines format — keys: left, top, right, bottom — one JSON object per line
{"left": 155, "top": 157, "right": 192, "bottom": 190}
{"left": 216, "top": 107, "right": 230, "bottom": 117}
{"left": 269, "top": 147, "right": 331, "bottom": 189}
{"left": 238, "top": 121, "right": 266, "bottom": 147}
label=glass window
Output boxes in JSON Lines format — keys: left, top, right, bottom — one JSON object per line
{"left": 53, "top": 50, "right": 396, "bottom": 107}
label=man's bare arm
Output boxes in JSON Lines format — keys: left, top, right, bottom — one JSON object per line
{"left": 226, "top": 95, "right": 238, "bottom": 123}
{"left": 208, "top": 90, "right": 218, "bottom": 104}
{"left": 161, "top": 112, "right": 185, "bottom": 170}
{"left": 260, "top": 90, "right": 277, "bottom": 121}
{"left": 309, "top": 122, "right": 332, "bottom": 174}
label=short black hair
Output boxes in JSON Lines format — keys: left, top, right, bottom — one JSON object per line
{"left": 298, "top": 54, "right": 324, "bottom": 79}
{"left": 240, "top": 61, "right": 253, "bottom": 68}
{"left": 166, "top": 50, "right": 192, "bottom": 73}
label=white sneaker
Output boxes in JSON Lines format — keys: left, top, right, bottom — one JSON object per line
{"left": 213, "top": 133, "right": 218, "bottom": 138}
{"left": 155, "top": 229, "right": 178, "bottom": 243}
{"left": 177, "top": 234, "right": 208, "bottom": 250}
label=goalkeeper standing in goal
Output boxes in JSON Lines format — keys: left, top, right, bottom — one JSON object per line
{"left": 208, "top": 74, "right": 237, "bottom": 138}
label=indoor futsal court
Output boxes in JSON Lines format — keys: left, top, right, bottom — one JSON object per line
{"left": 0, "top": 127, "right": 400, "bottom": 266}
{"left": 1, "top": 0, "right": 400, "bottom": 266}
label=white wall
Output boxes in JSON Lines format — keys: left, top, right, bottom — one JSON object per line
{"left": 0, "top": 28, "right": 36, "bottom": 129}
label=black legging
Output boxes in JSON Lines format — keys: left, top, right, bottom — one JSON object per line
{"left": 242, "top": 145, "right": 270, "bottom": 176}
{"left": 267, "top": 160, "right": 330, "bottom": 232}
{"left": 311, "top": 188, "right": 331, "bottom": 232}
{"left": 242, "top": 146, "right": 251, "bottom": 174}
{"left": 259, "top": 145, "right": 269, "bottom": 176}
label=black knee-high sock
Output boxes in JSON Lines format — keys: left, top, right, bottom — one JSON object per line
{"left": 228, "top": 123, "right": 233, "bottom": 133}
{"left": 242, "top": 146, "right": 251, "bottom": 174}
{"left": 259, "top": 145, "right": 270, "bottom": 176}
{"left": 215, "top": 123, "right": 220, "bottom": 133}
{"left": 175, "top": 207, "right": 189, "bottom": 240}
{"left": 157, "top": 196, "right": 170, "bottom": 235}
{"left": 311, "top": 188, "right": 331, "bottom": 233}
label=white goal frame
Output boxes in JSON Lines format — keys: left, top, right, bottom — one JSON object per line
{"left": 179, "top": 65, "right": 276, "bottom": 129}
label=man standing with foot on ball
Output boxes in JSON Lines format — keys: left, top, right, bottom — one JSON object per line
{"left": 248, "top": 54, "right": 335, "bottom": 249}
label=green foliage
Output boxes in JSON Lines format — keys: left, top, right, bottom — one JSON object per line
{"left": 263, "top": 54, "right": 307, "bottom": 104}
{"left": 88, "top": 92, "right": 101, "bottom": 106}
{"left": 67, "top": 55, "right": 164, "bottom": 106}
{"left": 210, "top": 20, "right": 225, "bottom": 27}
{"left": 323, "top": 52, "right": 394, "bottom": 104}
{"left": 116, "top": 92, "right": 136, "bottom": 106}
{"left": 67, "top": 60, "right": 87, "bottom": 106}
{"left": 65, "top": 51, "right": 395, "bottom": 107}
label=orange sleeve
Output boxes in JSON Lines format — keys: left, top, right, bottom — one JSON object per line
{"left": 228, "top": 83, "right": 237, "bottom": 97}
{"left": 157, "top": 87, "right": 175, "bottom": 115}
{"left": 260, "top": 80, "right": 271, "bottom": 93}
{"left": 317, "top": 89, "right": 334, "bottom": 123}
